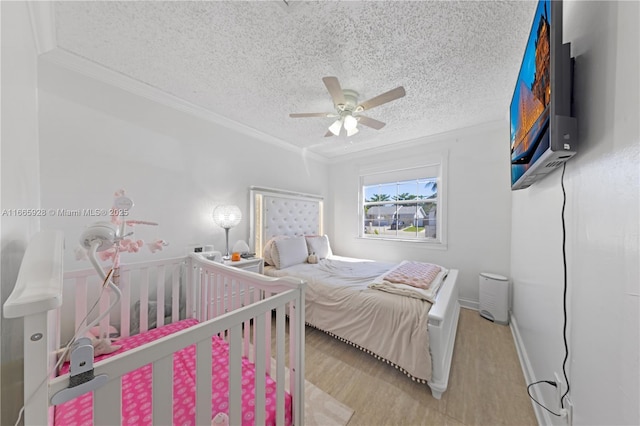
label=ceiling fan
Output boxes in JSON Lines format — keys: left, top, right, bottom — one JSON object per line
{"left": 289, "top": 76, "right": 406, "bottom": 137}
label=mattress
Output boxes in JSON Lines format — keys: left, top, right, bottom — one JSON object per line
{"left": 264, "top": 256, "right": 434, "bottom": 381}
{"left": 54, "top": 319, "right": 292, "bottom": 426}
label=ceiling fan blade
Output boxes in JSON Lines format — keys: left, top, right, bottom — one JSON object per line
{"left": 322, "top": 76, "right": 346, "bottom": 106}
{"left": 358, "top": 86, "right": 406, "bottom": 111}
{"left": 358, "top": 115, "right": 386, "bottom": 130}
{"left": 289, "top": 112, "right": 334, "bottom": 118}
{"left": 324, "top": 130, "right": 335, "bottom": 137}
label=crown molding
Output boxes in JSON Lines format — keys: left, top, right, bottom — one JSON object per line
{"left": 28, "top": 2, "right": 56, "bottom": 54}
{"left": 329, "top": 120, "right": 506, "bottom": 164}
{"left": 38, "top": 47, "right": 328, "bottom": 164}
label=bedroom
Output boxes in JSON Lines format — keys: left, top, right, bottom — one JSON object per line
{"left": 1, "top": 1, "right": 637, "bottom": 425}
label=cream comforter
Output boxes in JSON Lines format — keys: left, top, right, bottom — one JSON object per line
{"left": 264, "top": 256, "right": 433, "bottom": 382}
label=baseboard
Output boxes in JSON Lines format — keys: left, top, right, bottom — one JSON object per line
{"left": 510, "top": 313, "right": 550, "bottom": 426}
{"left": 458, "top": 298, "right": 478, "bottom": 311}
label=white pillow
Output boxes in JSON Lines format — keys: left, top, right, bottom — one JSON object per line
{"left": 272, "top": 236, "right": 309, "bottom": 269}
{"left": 305, "top": 235, "right": 332, "bottom": 259}
{"left": 263, "top": 236, "right": 286, "bottom": 266}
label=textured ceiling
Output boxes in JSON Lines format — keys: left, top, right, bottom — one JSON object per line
{"left": 52, "top": 1, "right": 537, "bottom": 159}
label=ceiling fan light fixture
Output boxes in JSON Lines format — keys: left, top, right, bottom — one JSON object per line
{"left": 289, "top": 76, "right": 405, "bottom": 138}
{"left": 328, "top": 118, "right": 343, "bottom": 136}
{"left": 343, "top": 114, "right": 358, "bottom": 131}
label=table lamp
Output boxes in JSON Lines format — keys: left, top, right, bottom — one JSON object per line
{"left": 213, "top": 205, "right": 242, "bottom": 260}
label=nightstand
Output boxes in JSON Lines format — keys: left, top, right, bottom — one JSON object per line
{"left": 224, "top": 257, "right": 264, "bottom": 274}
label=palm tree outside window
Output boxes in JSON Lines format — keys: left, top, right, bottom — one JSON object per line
{"left": 362, "top": 177, "right": 438, "bottom": 240}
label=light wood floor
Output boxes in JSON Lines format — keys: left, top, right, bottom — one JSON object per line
{"left": 302, "top": 308, "right": 537, "bottom": 426}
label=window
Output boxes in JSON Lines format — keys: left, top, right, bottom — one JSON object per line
{"left": 359, "top": 159, "right": 446, "bottom": 246}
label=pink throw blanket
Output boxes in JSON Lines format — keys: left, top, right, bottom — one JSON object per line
{"left": 383, "top": 261, "right": 442, "bottom": 289}
{"left": 54, "top": 319, "right": 292, "bottom": 426}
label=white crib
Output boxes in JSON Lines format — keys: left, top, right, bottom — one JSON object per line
{"left": 4, "top": 231, "right": 306, "bottom": 425}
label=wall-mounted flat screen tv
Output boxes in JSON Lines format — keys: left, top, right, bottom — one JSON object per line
{"left": 510, "top": 0, "right": 577, "bottom": 190}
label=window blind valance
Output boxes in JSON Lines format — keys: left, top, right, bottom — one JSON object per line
{"left": 360, "top": 164, "right": 440, "bottom": 186}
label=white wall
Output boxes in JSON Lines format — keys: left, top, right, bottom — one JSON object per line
{"left": 329, "top": 122, "right": 513, "bottom": 305}
{"left": 0, "top": 2, "right": 41, "bottom": 423}
{"left": 37, "top": 58, "right": 330, "bottom": 270}
{"left": 511, "top": 1, "right": 639, "bottom": 424}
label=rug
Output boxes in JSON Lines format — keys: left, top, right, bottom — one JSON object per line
{"left": 270, "top": 357, "right": 354, "bottom": 425}
{"left": 303, "top": 379, "right": 354, "bottom": 425}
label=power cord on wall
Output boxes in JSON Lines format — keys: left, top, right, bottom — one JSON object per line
{"left": 526, "top": 162, "right": 571, "bottom": 417}
{"left": 560, "top": 163, "right": 571, "bottom": 406}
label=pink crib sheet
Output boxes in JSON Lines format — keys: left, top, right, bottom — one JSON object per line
{"left": 54, "top": 319, "right": 292, "bottom": 426}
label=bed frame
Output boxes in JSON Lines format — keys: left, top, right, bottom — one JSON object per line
{"left": 250, "top": 186, "right": 460, "bottom": 399}
{"left": 4, "top": 230, "right": 306, "bottom": 425}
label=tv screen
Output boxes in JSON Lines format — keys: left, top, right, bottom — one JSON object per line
{"left": 509, "top": 0, "right": 577, "bottom": 190}
{"left": 510, "top": 0, "right": 552, "bottom": 187}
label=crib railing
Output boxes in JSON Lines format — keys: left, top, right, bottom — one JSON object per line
{"left": 189, "top": 254, "right": 307, "bottom": 417}
{"left": 48, "top": 284, "right": 304, "bottom": 425}
{"left": 5, "top": 232, "right": 306, "bottom": 426}
{"left": 60, "top": 256, "right": 187, "bottom": 344}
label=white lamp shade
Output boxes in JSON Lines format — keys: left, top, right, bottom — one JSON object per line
{"left": 343, "top": 114, "right": 358, "bottom": 130}
{"left": 213, "top": 205, "right": 242, "bottom": 228}
{"left": 328, "top": 118, "right": 343, "bottom": 136}
{"left": 232, "top": 240, "right": 250, "bottom": 253}
{"left": 346, "top": 126, "right": 359, "bottom": 137}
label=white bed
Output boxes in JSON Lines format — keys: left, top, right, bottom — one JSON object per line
{"left": 4, "top": 230, "right": 306, "bottom": 425}
{"left": 250, "top": 187, "right": 461, "bottom": 399}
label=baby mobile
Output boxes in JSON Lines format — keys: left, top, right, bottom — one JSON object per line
{"left": 74, "top": 189, "right": 168, "bottom": 339}
{"left": 52, "top": 191, "right": 169, "bottom": 405}
{"left": 76, "top": 189, "right": 168, "bottom": 267}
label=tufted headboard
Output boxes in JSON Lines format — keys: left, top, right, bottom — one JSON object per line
{"left": 249, "top": 186, "right": 324, "bottom": 258}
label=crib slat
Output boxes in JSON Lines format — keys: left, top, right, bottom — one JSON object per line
{"left": 210, "top": 272, "right": 216, "bottom": 321}
{"left": 195, "top": 339, "right": 213, "bottom": 425}
{"left": 214, "top": 271, "right": 220, "bottom": 321}
{"left": 172, "top": 264, "right": 180, "bottom": 323}
{"left": 139, "top": 268, "right": 149, "bottom": 333}
{"left": 243, "top": 284, "right": 251, "bottom": 359}
{"left": 211, "top": 272, "right": 217, "bottom": 321}
{"left": 276, "top": 305, "right": 286, "bottom": 426}
{"left": 214, "top": 271, "right": 219, "bottom": 320}
{"left": 222, "top": 278, "right": 229, "bottom": 341}
{"left": 228, "top": 324, "right": 242, "bottom": 425}
{"left": 229, "top": 279, "right": 236, "bottom": 314}
{"left": 252, "top": 286, "right": 261, "bottom": 365}
{"left": 120, "top": 270, "right": 131, "bottom": 338}
{"left": 94, "top": 377, "right": 121, "bottom": 426}
{"left": 75, "top": 277, "right": 87, "bottom": 333}
{"left": 289, "top": 301, "right": 295, "bottom": 399}
{"left": 293, "top": 294, "right": 306, "bottom": 425}
{"left": 254, "top": 313, "right": 266, "bottom": 425}
{"left": 152, "top": 356, "right": 173, "bottom": 423}
{"left": 265, "top": 307, "right": 271, "bottom": 375}
{"left": 289, "top": 300, "right": 305, "bottom": 424}
{"left": 156, "top": 266, "right": 166, "bottom": 328}
{"left": 187, "top": 265, "right": 197, "bottom": 320}
{"left": 232, "top": 280, "right": 241, "bottom": 343}
{"left": 199, "top": 270, "right": 207, "bottom": 322}
{"left": 224, "top": 277, "right": 230, "bottom": 316}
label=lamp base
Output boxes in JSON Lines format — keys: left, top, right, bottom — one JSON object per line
{"left": 223, "top": 227, "right": 231, "bottom": 260}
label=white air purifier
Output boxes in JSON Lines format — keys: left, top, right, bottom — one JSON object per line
{"left": 479, "top": 272, "right": 510, "bottom": 325}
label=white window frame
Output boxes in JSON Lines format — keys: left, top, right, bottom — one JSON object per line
{"left": 358, "top": 152, "right": 447, "bottom": 248}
